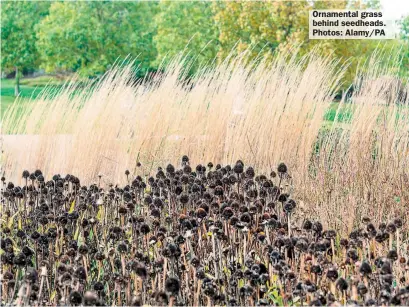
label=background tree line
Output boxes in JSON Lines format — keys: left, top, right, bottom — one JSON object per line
{"left": 2, "top": 0, "right": 409, "bottom": 95}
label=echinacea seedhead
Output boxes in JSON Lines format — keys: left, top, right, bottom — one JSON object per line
{"left": 74, "top": 266, "right": 87, "bottom": 280}
{"left": 13, "top": 252, "right": 26, "bottom": 266}
{"left": 258, "top": 232, "right": 266, "bottom": 242}
{"left": 240, "top": 212, "right": 251, "bottom": 224}
{"left": 326, "top": 267, "right": 338, "bottom": 282}
{"left": 183, "top": 165, "right": 192, "bottom": 175}
{"left": 311, "top": 264, "right": 322, "bottom": 275}
{"left": 359, "top": 261, "right": 372, "bottom": 276}
{"left": 312, "top": 221, "right": 323, "bottom": 234}
{"left": 165, "top": 277, "right": 180, "bottom": 295}
{"left": 284, "top": 199, "right": 296, "bottom": 213}
{"left": 336, "top": 277, "right": 348, "bottom": 291}
{"left": 278, "top": 193, "right": 288, "bottom": 203}
{"left": 362, "top": 216, "right": 371, "bottom": 224}
{"left": 295, "top": 239, "right": 308, "bottom": 252}
{"left": 117, "top": 241, "right": 128, "bottom": 253}
{"left": 140, "top": 223, "right": 150, "bottom": 235}
{"left": 93, "top": 281, "right": 105, "bottom": 292}
{"left": 79, "top": 244, "right": 89, "bottom": 255}
{"left": 135, "top": 262, "right": 147, "bottom": 279}
{"left": 394, "top": 218, "right": 403, "bottom": 228}
{"left": 69, "top": 291, "right": 83, "bottom": 306}
{"left": 203, "top": 283, "right": 217, "bottom": 297}
{"left": 386, "top": 222, "right": 397, "bottom": 234}
{"left": 179, "top": 193, "right": 189, "bottom": 204}
{"left": 380, "top": 260, "right": 392, "bottom": 275}
{"left": 375, "top": 232, "right": 389, "bottom": 243}
{"left": 387, "top": 250, "right": 398, "bottom": 261}
{"left": 277, "top": 163, "right": 288, "bottom": 174}
{"left": 233, "top": 163, "right": 243, "bottom": 174}
{"left": 303, "top": 219, "right": 312, "bottom": 231}
{"left": 365, "top": 298, "right": 378, "bottom": 306}
{"left": 22, "top": 170, "right": 30, "bottom": 179}
{"left": 25, "top": 267, "right": 38, "bottom": 283}
{"left": 346, "top": 249, "right": 358, "bottom": 261}
{"left": 245, "top": 166, "right": 255, "bottom": 178}
{"left": 239, "top": 284, "right": 254, "bottom": 296}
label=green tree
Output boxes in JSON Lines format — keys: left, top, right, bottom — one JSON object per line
{"left": 279, "top": 0, "right": 386, "bottom": 88}
{"left": 401, "top": 15, "right": 409, "bottom": 40}
{"left": 36, "top": 2, "right": 158, "bottom": 77}
{"left": 213, "top": 0, "right": 387, "bottom": 87}
{"left": 399, "top": 15, "right": 409, "bottom": 78}
{"left": 213, "top": 1, "right": 310, "bottom": 60}
{"left": 154, "top": 1, "right": 219, "bottom": 71}
{"left": 1, "top": 1, "right": 50, "bottom": 95}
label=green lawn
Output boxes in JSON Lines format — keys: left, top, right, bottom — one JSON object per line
{"left": 1, "top": 76, "right": 70, "bottom": 117}
{"left": 325, "top": 102, "right": 354, "bottom": 123}
{"left": 2, "top": 79, "right": 38, "bottom": 114}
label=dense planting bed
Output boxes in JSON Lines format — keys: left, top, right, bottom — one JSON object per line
{"left": 1, "top": 158, "right": 408, "bottom": 306}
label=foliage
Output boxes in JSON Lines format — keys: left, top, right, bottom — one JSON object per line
{"left": 211, "top": 0, "right": 392, "bottom": 88}
{"left": 399, "top": 15, "right": 409, "bottom": 78}
{"left": 213, "top": 1, "right": 310, "bottom": 60}
{"left": 1, "top": 0, "right": 408, "bottom": 87}
{"left": 1, "top": 2, "right": 50, "bottom": 74}
{"left": 36, "top": 2, "right": 158, "bottom": 77}
{"left": 401, "top": 15, "right": 409, "bottom": 40}
{"left": 153, "top": 1, "right": 219, "bottom": 71}
{"left": 278, "top": 0, "right": 394, "bottom": 88}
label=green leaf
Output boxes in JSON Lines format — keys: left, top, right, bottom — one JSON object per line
{"left": 272, "top": 274, "right": 278, "bottom": 283}
{"left": 77, "top": 232, "right": 83, "bottom": 246}
{"left": 8, "top": 211, "right": 19, "bottom": 228}
{"left": 74, "top": 222, "right": 80, "bottom": 241}
{"left": 96, "top": 206, "right": 103, "bottom": 221}
{"left": 69, "top": 200, "right": 76, "bottom": 213}
{"left": 268, "top": 288, "right": 284, "bottom": 306}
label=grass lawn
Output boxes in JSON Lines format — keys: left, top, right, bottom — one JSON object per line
{"left": 1, "top": 76, "right": 70, "bottom": 118}
{"left": 325, "top": 102, "right": 353, "bottom": 123}
{"left": 2, "top": 79, "right": 38, "bottom": 114}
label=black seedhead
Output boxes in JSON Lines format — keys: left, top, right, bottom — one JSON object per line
{"left": 165, "top": 277, "right": 180, "bottom": 295}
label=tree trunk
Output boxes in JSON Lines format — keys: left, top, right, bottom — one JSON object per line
{"left": 14, "top": 66, "right": 20, "bottom": 96}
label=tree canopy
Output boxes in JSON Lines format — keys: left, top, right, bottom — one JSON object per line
{"left": 36, "top": 2, "right": 158, "bottom": 77}
{"left": 1, "top": 0, "right": 407, "bottom": 84}
{"left": 1, "top": 2, "right": 50, "bottom": 74}
{"left": 154, "top": 1, "right": 219, "bottom": 70}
